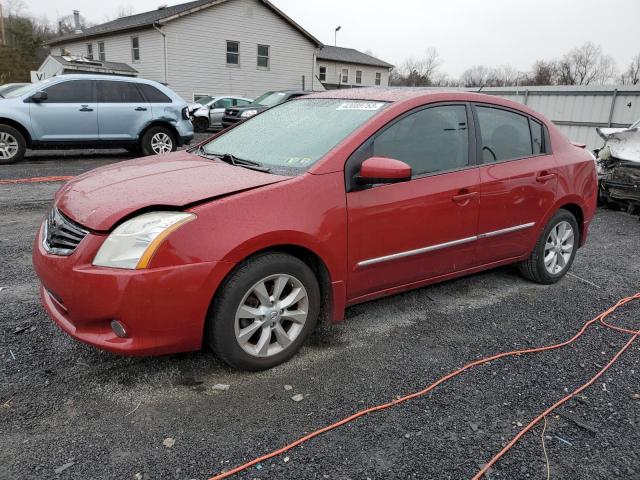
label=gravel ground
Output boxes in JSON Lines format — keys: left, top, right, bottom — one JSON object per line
{"left": 1, "top": 148, "right": 639, "bottom": 480}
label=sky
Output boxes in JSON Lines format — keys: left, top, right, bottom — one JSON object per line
{"left": 15, "top": 0, "right": 640, "bottom": 78}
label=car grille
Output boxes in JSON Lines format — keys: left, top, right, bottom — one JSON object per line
{"left": 43, "top": 207, "right": 89, "bottom": 256}
{"left": 225, "top": 108, "right": 240, "bottom": 117}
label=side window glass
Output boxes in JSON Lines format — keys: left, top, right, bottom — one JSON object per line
{"left": 476, "top": 106, "right": 533, "bottom": 162}
{"left": 530, "top": 118, "right": 545, "bottom": 154}
{"left": 373, "top": 105, "right": 469, "bottom": 176}
{"left": 138, "top": 84, "right": 172, "bottom": 103}
{"left": 213, "top": 98, "right": 234, "bottom": 108}
{"left": 97, "top": 81, "right": 145, "bottom": 103}
{"left": 43, "top": 80, "right": 93, "bottom": 103}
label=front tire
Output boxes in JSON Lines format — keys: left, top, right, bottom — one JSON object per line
{"left": 206, "top": 253, "right": 320, "bottom": 371}
{"left": 0, "top": 125, "right": 26, "bottom": 164}
{"left": 192, "top": 117, "right": 209, "bottom": 133}
{"left": 519, "top": 209, "right": 580, "bottom": 284}
{"left": 141, "top": 126, "right": 176, "bottom": 156}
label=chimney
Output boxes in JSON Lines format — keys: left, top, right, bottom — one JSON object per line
{"left": 73, "top": 10, "right": 82, "bottom": 33}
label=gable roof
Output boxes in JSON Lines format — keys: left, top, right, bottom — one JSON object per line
{"left": 317, "top": 46, "right": 394, "bottom": 69}
{"left": 48, "top": 0, "right": 322, "bottom": 47}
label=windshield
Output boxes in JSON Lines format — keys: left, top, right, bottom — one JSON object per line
{"left": 251, "top": 91, "right": 291, "bottom": 107}
{"left": 195, "top": 95, "right": 216, "bottom": 105}
{"left": 203, "top": 98, "right": 388, "bottom": 171}
{"left": 4, "top": 78, "right": 55, "bottom": 98}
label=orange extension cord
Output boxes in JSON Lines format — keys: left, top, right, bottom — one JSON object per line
{"left": 209, "top": 292, "right": 640, "bottom": 480}
{"left": 0, "top": 176, "right": 73, "bottom": 185}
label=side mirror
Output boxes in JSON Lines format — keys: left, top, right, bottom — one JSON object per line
{"left": 31, "top": 91, "right": 48, "bottom": 102}
{"left": 356, "top": 156, "right": 412, "bottom": 185}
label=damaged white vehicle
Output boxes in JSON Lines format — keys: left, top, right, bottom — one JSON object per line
{"left": 595, "top": 120, "right": 640, "bottom": 213}
{"left": 190, "top": 95, "right": 253, "bottom": 132}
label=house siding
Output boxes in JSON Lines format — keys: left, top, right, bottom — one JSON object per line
{"left": 161, "top": 0, "right": 318, "bottom": 100}
{"left": 318, "top": 61, "right": 390, "bottom": 89}
{"left": 56, "top": 29, "right": 165, "bottom": 86}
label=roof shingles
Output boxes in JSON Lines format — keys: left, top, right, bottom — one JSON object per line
{"left": 316, "top": 46, "right": 393, "bottom": 69}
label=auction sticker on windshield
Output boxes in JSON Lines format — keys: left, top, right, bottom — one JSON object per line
{"left": 336, "top": 102, "right": 385, "bottom": 111}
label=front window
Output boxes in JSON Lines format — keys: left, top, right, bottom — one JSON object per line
{"left": 341, "top": 68, "right": 349, "bottom": 84}
{"left": 226, "top": 40, "right": 239, "bottom": 65}
{"left": 319, "top": 66, "right": 326, "bottom": 82}
{"left": 43, "top": 80, "right": 94, "bottom": 103}
{"left": 356, "top": 70, "right": 362, "bottom": 84}
{"left": 213, "top": 98, "right": 234, "bottom": 108}
{"left": 375, "top": 72, "right": 381, "bottom": 86}
{"left": 257, "top": 44, "right": 269, "bottom": 69}
{"left": 131, "top": 36, "right": 140, "bottom": 62}
{"left": 202, "top": 99, "right": 388, "bottom": 172}
{"left": 86, "top": 43, "right": 93, "bottom": 59}
{"left": 4, "top": 78, "right": 56, "bottom": 98}
{"left": 98, "top": 42, "right": 105, "bottom": 61}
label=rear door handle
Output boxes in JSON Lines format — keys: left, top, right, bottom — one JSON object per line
{"left": 135, "top": 107, "right": 148, "bottom": 111}
{"left": 452, "top": 191, "right": 479, "bottom": 204}
{"left": 536, "top": 172, "right": 557, "bottom": 183}
{"left": 79, "top": 106, "right": 93, "bottom": 112}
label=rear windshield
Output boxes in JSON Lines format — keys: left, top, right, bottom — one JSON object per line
{"left": 203, "top": 98, "right": 388, "bottom": 170}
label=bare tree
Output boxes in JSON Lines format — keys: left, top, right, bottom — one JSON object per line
{"left": 391, "top": 47, "right": 441, "bottom": 86}
{"left": 557, "top": 42, "right": 617, "bottom": 85}
{"left": 103, "top": 4, "right": 135, "bottom": 22}
{"left": 460, "top": 65, "right": 492, "bottom": 88}
{"left": 530, "top": 60, "right": 558, "bottom": 85}
{"left": 620, "top": 53, "right": 640, "bottom": 85}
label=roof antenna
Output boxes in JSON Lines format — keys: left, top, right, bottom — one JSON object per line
{"left": 476, "top": 83, "right": 485, "bottom": 93}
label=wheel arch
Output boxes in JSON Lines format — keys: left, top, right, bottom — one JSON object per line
{"left": 0, "top": 117, "right": 32, "bottom": 147}
{"left": 208, "top": 243, "right": 336, "bottom": 338}
{"left": 557, "top": 202, "right": 585, "bottom": 246}
{"left": 139, "top": 120, "right": 179, "bottom": 144}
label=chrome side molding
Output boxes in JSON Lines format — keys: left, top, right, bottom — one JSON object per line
{"left": 357, "top": 222, "right": 535, "bottom": 268}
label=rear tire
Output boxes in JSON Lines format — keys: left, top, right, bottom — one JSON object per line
{"left": 141, "top": 126, "right": 176, "bottom": 156}
{"left": 518, "top": 209, "right": 580, "bottom": 284}
{"left": 206, "top": 253, "right": 320, "bottom": 371}
{"left": 0, "top": 124, "right": 26, "bottom": 164}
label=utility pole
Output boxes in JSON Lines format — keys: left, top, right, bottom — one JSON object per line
{"left": 0, "top": 3, "right": 6, "bottom": 47}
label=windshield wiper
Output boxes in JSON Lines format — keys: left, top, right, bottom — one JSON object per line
{"left": 195, "top": 147, "right": 270, "bottom": 172}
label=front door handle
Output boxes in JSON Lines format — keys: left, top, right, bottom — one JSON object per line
{"left": 79, "top": 106, "right": 93, "bottom": 112}
{"left": 135, "top": 107, "right": 148, "bottom": 111}
{"left": 452, "top": 191, "right": 479, "bottom": 205}
{"left": 536, "top": 172, "right": 557, "bottom": 183}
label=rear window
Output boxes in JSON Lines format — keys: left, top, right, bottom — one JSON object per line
{"left": 530, "top": 118, "right": 544, "bottom": 154}
{"left": 97, "top": 81, "right": 144, "bottom": 103}
{"left": 476, "top": 106, "right": 533, "bottom": 162}
{"left": 138, "top": 83, "right": 172, "bottom": 103}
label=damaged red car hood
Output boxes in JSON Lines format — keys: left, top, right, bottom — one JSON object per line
{"left": 55, "top": 151, "right": 290, "bottom": 231}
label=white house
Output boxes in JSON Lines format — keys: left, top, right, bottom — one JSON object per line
{"left": 316, "top": 46, "right": 393, "bottom": 89}
{"left": 46, "top": 0, "right": 323, "bottom": 101}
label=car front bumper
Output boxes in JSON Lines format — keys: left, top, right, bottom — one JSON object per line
{"left": 32, "top": 223, "right": 221, "bottom": 356}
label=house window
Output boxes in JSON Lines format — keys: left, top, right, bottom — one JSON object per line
{"left": 98, "top": 42, "right": 105, "bottom": 61}
{"left": 226, "top": 41, "right": 239, "bottom": 65}
{"left": 319, "top": 66, "right": 326, "bottom": 82}
{"left": 59, "top": 48, "right": 65, "bottom": 56}
{"left": 375, "top": 72, "right": 382, "bottom": 86}
{"left": 356, "top": 70, "right": 363, "bottom": 84}
{"left": 341, "top": 68, "right": 349, "bottom": 84}
{"left": 257, "top": 44, "right": 269, "bottom": 69}
{"left": 86, "top": 43, "right": 93, "bottom": 60}
{"left": 131, "top": 36, "right": 140, "bottom": 62}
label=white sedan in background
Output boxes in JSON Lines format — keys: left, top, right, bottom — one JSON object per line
{"left": 190, "top": 95, "right": 253, "bottom": 132}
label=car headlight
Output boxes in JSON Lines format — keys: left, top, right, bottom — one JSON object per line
{"left": 93, "top": 211, "right": 196, "bottom": 269}
{"left": 240, "top": 109, "right": 258, "bottom": 118}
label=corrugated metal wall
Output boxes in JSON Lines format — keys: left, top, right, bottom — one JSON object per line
{"left": 475, "top": 85, "right": 640, "bottom": 150}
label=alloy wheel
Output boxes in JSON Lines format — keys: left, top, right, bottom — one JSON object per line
{"left": 0, "top": 132, "right": 19, "bottom": 160}
{"left": 150, "top": 132, "right": 173, "bottom": 154}
{"left": 234, "top": 274, "right": 309, "bottom": 357}
{"left": 543, "top": 220, "right": 574, "bottom": 275}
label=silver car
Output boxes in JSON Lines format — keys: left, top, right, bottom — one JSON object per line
{"left": 191, "top": 95, "right": 252, "bottom": 132}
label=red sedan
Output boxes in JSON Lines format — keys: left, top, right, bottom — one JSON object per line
{"left": 33, "top": 89, "right": 597, "bottom": 370}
